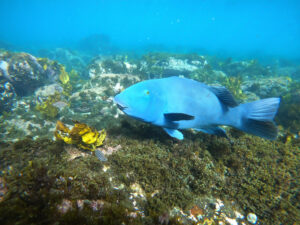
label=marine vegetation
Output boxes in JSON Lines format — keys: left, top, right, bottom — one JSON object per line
{"left": 54, "top": 120, "right": 106, "bottom": 151}
{"left": 219, "top": 75, "right": 246, "bottom": 101}
{"left": 217, "top": 58, "right": 271, "bottom": 78}
{"left": 35, "top": 92, "right": 63, "bottom": 118}
{"left": 276, "top": 80, "right": 300, "bottom": 133}
{"left": 101, "top": 58, "right": 127, "bottom": 74}
{"left": 0, "top": 123, "right": 298, "bottom": 224}
{"left": 59, "top": 66, "right": 73, "bottom": 96}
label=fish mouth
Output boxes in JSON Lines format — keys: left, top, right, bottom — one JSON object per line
{"left": 116, "top": 103, "right": 128, "bottom": 111}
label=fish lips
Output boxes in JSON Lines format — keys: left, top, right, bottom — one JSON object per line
{"left": 114, "top": 96, "right": 129, "bottom": 112}
{"left": 116, "top": 103, "right": 128, "bottom": 111}
{"left": 114, "top": 96, "right": 148, "bottom": 123}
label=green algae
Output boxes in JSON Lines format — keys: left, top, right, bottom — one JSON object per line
{"left": 0, "top": 123, "right": 299, "bottom": 224}
{"left": 276, "top": 81, "right": 300, "bottom": 133}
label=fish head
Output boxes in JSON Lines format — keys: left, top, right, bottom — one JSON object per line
{"left": 114, "top": 80, "right": 163, "bottom": 123}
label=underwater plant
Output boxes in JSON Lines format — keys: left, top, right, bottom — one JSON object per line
{"left": 101, "top": 58, "right": 127, "bottom": 74}
{"left": 59, "top": 66, "right": 73, "bottom": 96}
{"left": 276, "top": 81, "right": 300, "bottom": 133}
{"left": 219, "top": 75, "right": 246, "bottom": 101}
{"left": 35, "top": 92, "right": 63, "bottom": 118}
{"left": 54, "top": 120, "right": 106, "bottom": 151}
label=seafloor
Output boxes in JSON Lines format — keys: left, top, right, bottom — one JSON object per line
{"left": 0, "top": 49, "right": 299, "bottom": 225}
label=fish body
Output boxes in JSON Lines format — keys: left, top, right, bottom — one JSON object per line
{"left": 114, "top": 76, "right": 280, "bottom": 140}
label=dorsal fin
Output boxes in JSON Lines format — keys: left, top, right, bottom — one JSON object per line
{"left": 209, "top": 86, "right": 238, "bottom": 107}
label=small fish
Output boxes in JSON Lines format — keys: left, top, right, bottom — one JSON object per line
{"left": 95, "top": 149, "right": 107, "bottom": 161}
{"left": 52, "top": 101, "right": 69, "bottom": 110}
{"left": 114, "top": 76, "right": 280, "bottom": 140}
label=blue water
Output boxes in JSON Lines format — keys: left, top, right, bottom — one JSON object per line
{"left": 0, "top": 0, "right": 299, "bottom": 59}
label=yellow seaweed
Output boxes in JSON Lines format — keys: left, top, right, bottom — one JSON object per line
{"left": 35, "top": 92, "right": 61, "bottom": 118}
{"left": 59, "top": 66, "right": 70, "bottom": 84}
{"left": 54, "top": 120, "right": 106, "bottom": 151}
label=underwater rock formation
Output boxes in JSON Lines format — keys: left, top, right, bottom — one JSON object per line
{"left": 0, "top": 49, "right": 299, "bottom": 224}
{"left": 242, "top": 76, "right": 291, "bottom": 98}
{"left": 88, "top": 56, "right": 139, "bottom": 77}
{"left": 140, "top": 52, "right": 209, "bottom": 79}
{"left": 0, "top": 126, "right": 298, "bottom": 224}
{"left": 218, "top": 58, "right": 271, "bottom": 78}
{"left": 0, "top": 51, "right": 62, "bottom": 112}
{"left": 38, "top": 48, "right": 89, "bottom": 75}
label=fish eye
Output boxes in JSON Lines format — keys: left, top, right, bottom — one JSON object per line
{"left": 145, "top": 90, "right": 150, "bottom": 95}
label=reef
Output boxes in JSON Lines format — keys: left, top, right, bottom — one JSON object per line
{"left": 0, "top": 49, "right": 299, "bottom": 224}
{"left": 276, "top": 81, "right": 300, "bottom": 133}
{"left": 0, "top": 50, "right": 65, "bottom": 113}
{"left": 38, "top": 48, "right": 90, "bottom": 75}
{"left": 0, "top": 123, "right": 299, "bottom": 224}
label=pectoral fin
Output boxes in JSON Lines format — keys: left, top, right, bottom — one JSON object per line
{"left": 194, "top": 126, "right": 228, "bottom": 138}
{"left": 164, "top": 113, "right": 194, "bottom": 121}
{"left": 163, "top": 128, "right": 184, "bottom": 140}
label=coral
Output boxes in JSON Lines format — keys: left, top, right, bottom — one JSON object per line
{"left": 54, "top": 120, "right": 106, "bottom": 151}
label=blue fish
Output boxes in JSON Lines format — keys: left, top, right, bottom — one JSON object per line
{"left": 114, "top": 76, "right": 280, "bottom": 140}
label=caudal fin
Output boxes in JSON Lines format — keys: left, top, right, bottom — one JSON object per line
{"left": 239, "top": 97, "right": 280, "bottom": 140}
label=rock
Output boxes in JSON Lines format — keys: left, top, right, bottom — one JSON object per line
{"left": 87, "top": 56, "right": 138, "bottom": 76}
{"left": 247, "top": 213, "right": 257, "bottom": 224}
{"left": 161, "top": 57, "right": 199, "bottom": 76}
{"left": 38, "top": 48, "right": 89, "bottom": 75}
{"left": 220, "top": 59, "right": 271, "bottom": 78}
{"left": 66, "top": 73, "right": 140, "bottom": 128}
{"left": 0, "top": 51, "right": 61, "bottom": 112}
{"left": 0, "top": 81, "right": 16, "bottom": 112}
{"left": 140, "top": 54, "right": 209, "bottom": 78}
{"left": 242, "top": 77, "right": 291, "bottom": 98}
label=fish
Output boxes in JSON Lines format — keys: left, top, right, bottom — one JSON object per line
{"left": 114, "top": 76, "right": 280, "bottom": 140}
{"left": 52, "top": 101, "right": 69, "bottom": 110}
{"left": 95, "top": 149, "right": 107, "bottom": 162}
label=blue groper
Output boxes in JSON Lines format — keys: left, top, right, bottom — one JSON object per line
{"left": 114, "top": 76, "right": 280, "bottom": 140}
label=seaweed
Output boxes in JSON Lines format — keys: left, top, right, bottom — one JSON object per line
{"left": 0, "top": 126, "right": 299, "bottom": 224}
{"left": 276, "top": 81, "right": 300, "bottom": 133}
{"left": 35, "top": 92, "right": 61, "bottom": 118}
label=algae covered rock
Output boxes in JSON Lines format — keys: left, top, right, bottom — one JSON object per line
{"left": 38, "top": 48, "right": 89, "bottom": 75}
{"left": 219, "top": 59, "right": 271, "bottom": 78}
{"left": 0, "top": 80, "right": 15, "bottom": 112}
{"left": 140, "top": 52, "right": 209, "bottom": 79}
{"left": 242, "top": 76, "right": 291, "bottom": 98}
{"left": 276, "top": 81, "right": 300, "bottom": 132}
{"left": 0, "top": 51, "right": 62, "bottom": 112}
{"left": 88, "top": 56, "right": 139, "bottom": 77}
{"left": 67, "top": 73, "right": 140, "bottom": 128}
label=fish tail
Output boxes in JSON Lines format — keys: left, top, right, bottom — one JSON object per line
{"left": 237, "top": 97, "right": 280, "bottom": 140}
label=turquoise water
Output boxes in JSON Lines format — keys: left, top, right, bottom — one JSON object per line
{"left": 0, "top": 0, "right": 300, "bottom": 59}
